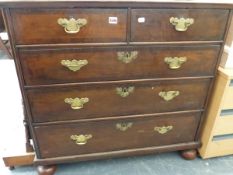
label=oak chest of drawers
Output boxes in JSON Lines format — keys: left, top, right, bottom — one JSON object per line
{"left": 1, "top": 0, "right": 233, "bottom": 174}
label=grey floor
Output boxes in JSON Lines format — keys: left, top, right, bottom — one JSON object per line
{"left": 1, "top": 51, "right": 233, "bottom": 175}
{"left": 1, "top": 152, "right": 233, "bottom": 175}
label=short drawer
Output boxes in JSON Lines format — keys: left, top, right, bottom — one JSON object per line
{"left": 27, "top": 79, "right": 210, "bottom": 122}
{"left": 34, "top": 112, "right": 200, "bottom": 158}
{"left": 10, "top": 8, "right": 127, "bottom": 44}
{"left": 20, "top": 46, "right": 220, "bottom": 85}
{"left": 131, "top": 9, "right": 229, "bottom": 42}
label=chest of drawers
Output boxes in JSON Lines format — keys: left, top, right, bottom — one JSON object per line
{"left": 1, "top": 1, "right": 233, "bottom": 174}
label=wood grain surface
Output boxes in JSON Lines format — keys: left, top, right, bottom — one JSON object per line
{"left": 27, "top": 79, "right": 210, "bottom": 122}
{"left": 19, "top": 46, "right": 220, "bottom": 85}
{"left": 34, "top": 112, "right": 201, "bottom": 158}
{"left": 11, "top": 8, "right": 127, "bottom": 44}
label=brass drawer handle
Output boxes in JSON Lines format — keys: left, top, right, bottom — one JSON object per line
{"left": 159, "top": 91, "right": 180, "bottom": 101}
{"left": 154, "top": 126, "right": 173, "bottom": 134}
{"left": 116, "top": 122, "right": 133, "bottom": 131}
{"left": 117, "top": 51, "right": 138, "bottom": 63}
{"left": 116, "top": 86, "right": 135, "bottom": 97}
{"left": 70, "top": 134, "right": 92, "bottom": 145}
{"left": 64, "top": 97, "right": 89, "bottom": 110}
{"left": 57, "top": 18, "right": 87, "bottom": 34}
{"left": 170, "top": 17, "right": 194, "bottom": 32}
{"left": 61, "top": 59, "right": 88, "bottom": 72}
{"left": 164, "top": 57, "right": 187, "bottom": 69}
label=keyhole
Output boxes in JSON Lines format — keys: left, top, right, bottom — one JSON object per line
{"left": 125, "top": 52, "right": 130, "bottom": 58}
{"left": 122, "top": 88, "right": 128, "bottom": 93}
{"left": 122, "top": 123, "right": 127, "bottom": 127}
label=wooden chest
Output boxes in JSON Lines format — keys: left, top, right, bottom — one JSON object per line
{"left": 1, "top": 0, "right": 233, "bottom": 174}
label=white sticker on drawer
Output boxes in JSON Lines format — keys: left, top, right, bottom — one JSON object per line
{"left": 138, "top": 17, "right": 145, "bottom": 23}
{"left": 109, "top": 17, "right": 118, "bottom": 24}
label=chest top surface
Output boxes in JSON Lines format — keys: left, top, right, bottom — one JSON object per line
{"left": 0, "top": 0, "right": 233, "bottom": 8}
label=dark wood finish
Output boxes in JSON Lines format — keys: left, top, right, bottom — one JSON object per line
{"left": 0, "top": 12, "right": 5, "bottom": 32}
{"left": 180, "top": 149, "right": 197, "bottom": 160}
{"left": 19, "top": 46, "right": 220, "bottom": 85}
{"left": 16, "top": 41, "right": 223, "bottom": 49}
{"left": 27, "top": 79, "right": 210, "bottom": 122}
{"left": 0, "top": 1, "right": 233, "bottom": 10}
{"left": 32, "top": 110, "right": 203, "bottom": 126}
{"left": 131, "top": 9, "right": 229, "bottom": 42}
{"left": 37, "top": 165, "right": 56, "bottom": 175}
{"left": 22, "top": 100, "right": 34, "bottom": 152}
{"left": 35, "top": 112, "right": 200, "bottom": 158}
{"left": 23, "top": 120, "right": 34, "bottom": 152}
{"left": 10, "top": 8, "right": 127, "bottom": 45}
{"left": 24, "top": 77, "right": 214, "bottom": 89}
{"left": 1, "top": 0, "right": 232, "bottom": 171}
{"left": 34, "top": 141, "right": 200, "bottom": 166}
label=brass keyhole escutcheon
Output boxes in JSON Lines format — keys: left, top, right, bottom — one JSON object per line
{"left": 117, "top": 51, "right": 138, "bottom": 64}
{"left": 116, "top": 86, "right": 135, "bottom": 97}
{"left": 116, "top": 122, "right": 133, "bottom": 131}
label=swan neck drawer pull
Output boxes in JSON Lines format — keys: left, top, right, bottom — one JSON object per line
{"left": 159, "top": 91, "right": 180, "bottom": 101}
{"left": 170, "top": 17, "right": 194, "bottom": 32}
{"left": 70, "top": 134, "right": 92, "bottom": 145}
{"left": 164, "top": 57, "right": 187, "bottom": 69}
{"left": 57, "top": 18, "right": 87, "bottom": 34}
{"left": 61, "top": 59, "right": 88, "bottom": 72}
{"left": 154, "top": 126, "right": 173, "bottom": 134}
{"left": 64, "top": 97, "right": 89, "bottom": 110}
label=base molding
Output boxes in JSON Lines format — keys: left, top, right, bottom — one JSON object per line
{"left": 34, "top": 141, "right": 200, "bottom": 166}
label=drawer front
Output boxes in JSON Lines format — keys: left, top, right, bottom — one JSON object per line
{"left": 214, "top": 114, "right": 233, "bottom": 136}
{"left": 131, "top": 9, "right": 228, "bottom": 42}
{"left": 222, "top": 85, "right": 233, "bottom": 110}
{"left": 20, "top": 46, "right": 220, "bottom": 85}
{"left": 11, "top": 9, "right": 127, "bottom": 44}
{"left": 207, "top": 139, "right": 233, "bottom": 158}
{"left": 35, "top": 112, "right": 201, "bottom": 158}
{"left": 27, "top": 79, "right": 210, "bottom": 122}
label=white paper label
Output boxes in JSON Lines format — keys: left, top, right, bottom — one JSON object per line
{"left": 109, "top": 17, "right": 118, "bottom": 24}
{"left": 138, "top": 17, "right": 145, "bottom": 23}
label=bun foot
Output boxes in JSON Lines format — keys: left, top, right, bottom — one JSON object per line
{"left": 37, "top": 165, "right": 57, "bottom": 175}
{"left": 180, "top": 149, "right": 197, "bottom": 160}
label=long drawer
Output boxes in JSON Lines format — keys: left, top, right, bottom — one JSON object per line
{"left": 20, "top": 46, "right": 220, "bottom": 85}
{"left": 34, "top": 112, "right": 201, "bottom": 158}
{"left": 10, "top": 8, "right": 127, "bottom": 44}
{"left": 27, "top": 79, "right": 210, "bottom": 122}
{"left": 131, "top": 9, "right": 229, "bottom": 42}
